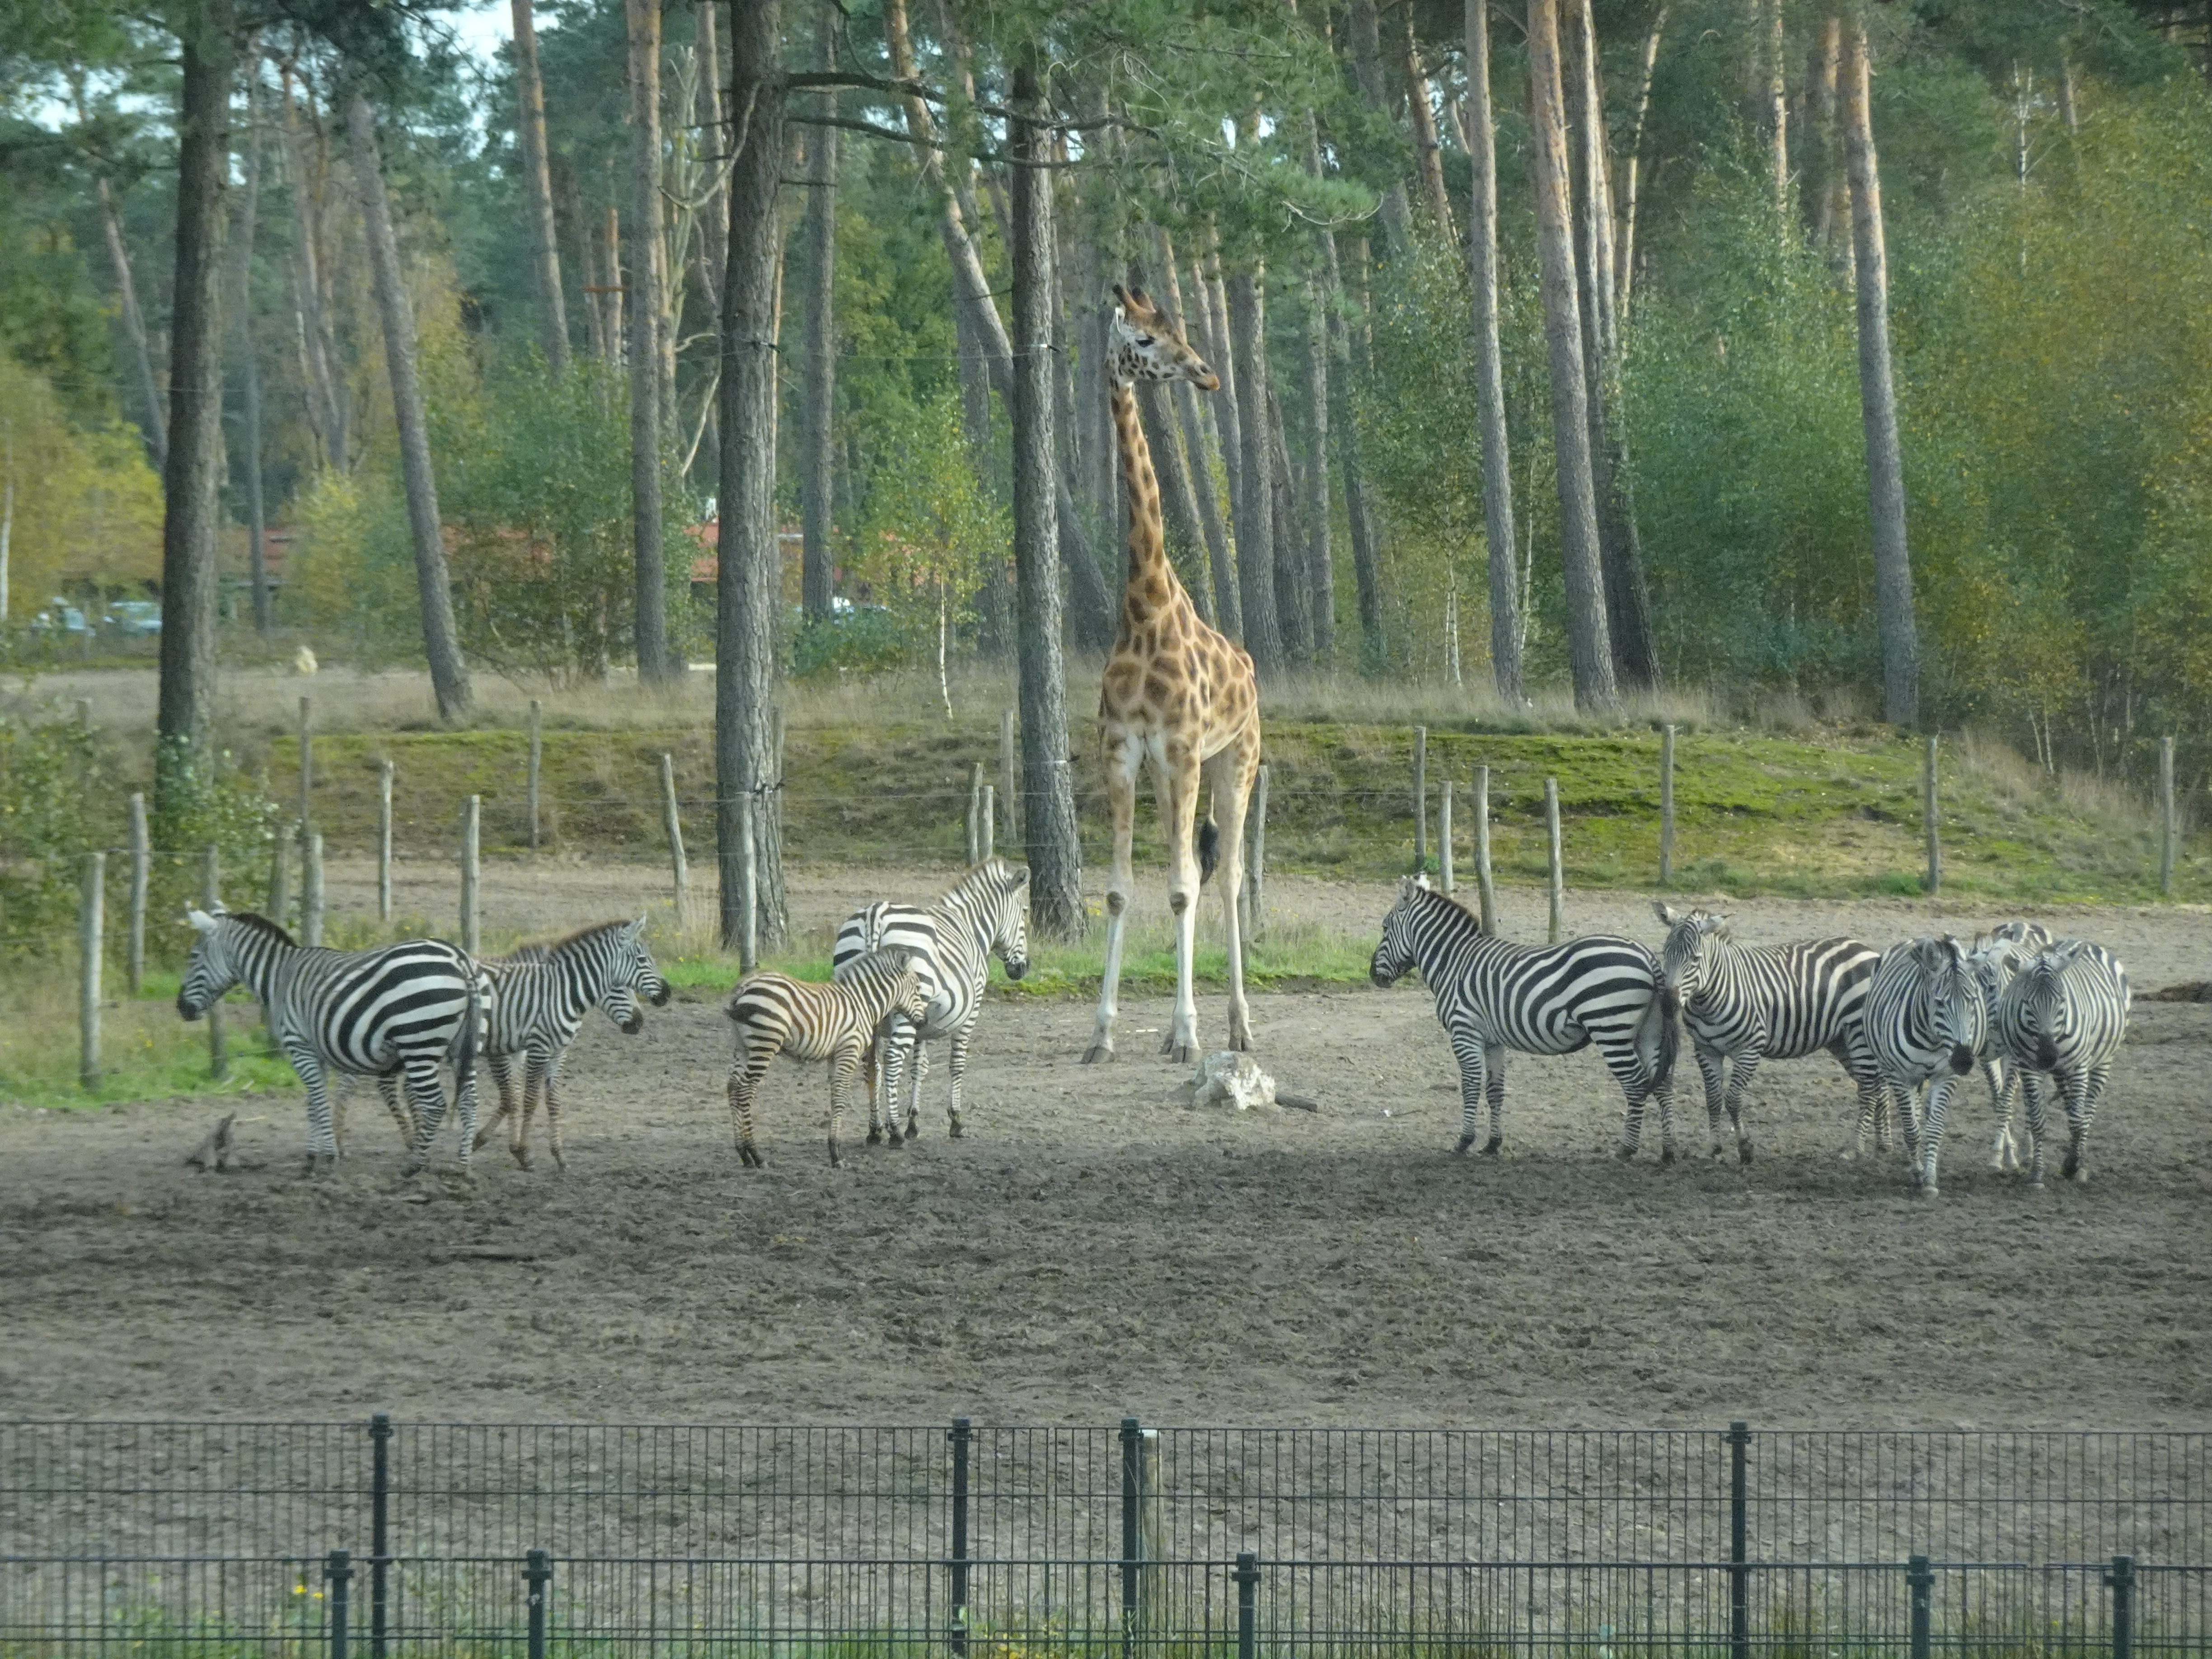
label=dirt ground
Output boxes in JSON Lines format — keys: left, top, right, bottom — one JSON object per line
{"left": 5, "top": 869, "right": 2210, "bottom": 1429}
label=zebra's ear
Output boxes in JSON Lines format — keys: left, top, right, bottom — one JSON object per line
{"left": 1008, "top": 863, "right": 1030, "bottom": 888}
{"left": 629, "top": 916, "right": 648, "bottom": 939}
{"left": 186, "top": 907, "right": 220, "bottom": 934}
{"left": 1398, "top": 875, "right": 1423, "bottom": 900}
{"left": 1653, "top": 900, "right": 1680, "bottom": 926}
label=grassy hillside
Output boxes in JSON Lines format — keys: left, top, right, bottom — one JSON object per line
{"left": 267, "top": 704, "right": 2199, "bottom": 906}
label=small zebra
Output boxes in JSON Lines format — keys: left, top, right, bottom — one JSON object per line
{"left": 1370, "top": 878, "right": 1678, "bottom": 1158}
{"left": 1991, "top": 937, "right": 2130, "bottom": 1186}
{"left": 1863, "top": 936, "right": 1987, "bottom": 1195}
{"left": 1967, "top": 924, "right": 2052, "bottom": 1171}
{"left": 1653, "top": 904, "right": 1883, "bottom": 1163}
{"left": 724, "top": 951, "right": 931, "bottom": 1167}
{"left": 178, "top": 907, "right": 485, "bottom": 1175}
{"left": 832, "top": 858, "right": 1030, "bottom": 1144}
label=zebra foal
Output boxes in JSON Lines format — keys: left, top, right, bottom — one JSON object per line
{"left": 724, "top": 951, "right": 930, "bottom": 1167}
{"left": 1863, "top": 936, "right": 1987, "bottom": 1195}
{"left": 832, "top": 857, "right": 1030, "bottom": 1144}
{"left": 1991, "top": 938, "right": 2129, "bottom": 1187}
{"left": 1370, "top": 879, "right": 1677, "bottom": 1158}
{"left": 177, "top": 907, "right": 485, "bottom": 1175}
{"left": 1973, "top": 921, "right": 2056, "bottom": 1171}
{"left": 1654, "top": 904, "right": 1882, "bottom": 1162}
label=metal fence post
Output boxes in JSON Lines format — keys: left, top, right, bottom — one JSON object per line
{"left": 2107, "top": 1553, "right": 2135, "bottom": 1659}
{"left": 1727, "top": 1421, "right": 1750, "bottom": 1659}
{"left": 1907, "top": 1554, "right": 1934, "bottom": 1659}
{"left": 523, "top": 1548, "right": 552, "bottom": 1659}
{"left": 325, "top": 1548, "right": 352, "bottom": 1659}
{"left": 1233, "top": 1551, "right": 1259, "bottom": 1659}
{"left": 369, "top": 1412, "right": 392, "bottom": 1659}
{"left": 949, "top": 1416, "right": 972, "bottom": 1658}
{"left": 1120, "top": 1416, "right": 1142, "bottom": 1658}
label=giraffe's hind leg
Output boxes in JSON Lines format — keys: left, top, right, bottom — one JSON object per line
{"left": 1151, "top": 738, "right": 1204, "bottom": 1064}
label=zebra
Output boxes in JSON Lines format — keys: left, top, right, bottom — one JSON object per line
{"left": 1967, "top": 925, "right": 2053, "bottom": 1171}
{"left": 723, "top": 951, "right": 931, "bottom": 1167}
{"left": 1863, "top": 935, "right": 1987, "bottom": 1195}
{"left": 1369, "top": 878, "right": 1678, "bottom": 1158}
{"left": 1653, "top": 904, "right": 1883, "bottom": 1163}
{"left": 177, "top": 907, "right": 486, "bottom": 1175}
{"left": 831, "top": 857, "right": 1030, "bottom": 1144}
{"left": 1991, "top": 937, "right": 2130, "bottom": 1187}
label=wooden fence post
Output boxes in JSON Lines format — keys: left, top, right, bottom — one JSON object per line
{"left": 127, "top": 792, "right": 148, "bottom": 996}
{"left": 967, "top": 762, "right": 985, "bottom": 864}
{"left": 301, "top": 828, "right": 324, "bottom": 947}
{"left": 982, "top": 785, "right": 996, "bottom": 861}
{"left": 1413, "top": 726, "right": 1428, "bottom": 871}
{"left": 528, "top": 698, "right": 544, "bottom": 850}
{"left": 2160, "top": 735, "right": 2176, "bottom": 897}
{"left": 461, "top": 795, "right": 481, "bottom": 957}
{"left": 200, "top": 846, "right": 226, "bottom": 1080}
{"left": 297, "top": 694, "right": 312, "bottom": 830}
{"left": 661, "top": 753, "right": 689, "bottom": 919}
{"left": 739, "top": 803, "right": 759, "bottom": 973}
{"left": 1659, "top": 724, "right": 1676, "bottom": 887}
{"left": 1545, "top": 776, "right": 1565, "bottom": 945}
{"left": 1439, "top": 779, "right": 1456, "bottom": 895}
{"left": 267, "top": 819, "right": 292, "bottom": 928}
{"left": 79, "top": 851, "right": 103, "bottom": 1090}
{"left": 1001, "top": 707, "right": 1019, "bottom": 841}
{"left": 1473, "top": 766, "right": 1499, "bottom": 935}
{"left": 1923, "top": 736, "right": 1941, "bottom": 896}
{"left": 377, "top": 760, "right": 394, "bottom": 923}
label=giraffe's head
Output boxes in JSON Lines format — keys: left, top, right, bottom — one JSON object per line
{"left": 1109, "top": 284, "right": 1219, "bottom": 391}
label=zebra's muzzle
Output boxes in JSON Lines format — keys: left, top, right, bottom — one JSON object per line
{"left": 176, "top": 992, "right": 202, "bottom": 1022}
{"left": 1949, "top": 1043, "right": 1975, "bottom": 1075}
{"left": 619, "top": 1012, "right": 645, "bottom": 1035}
{"left": 649, "top": 984, "right": 671, "bottom": 1008}
{"left": 1004, "top": 959, "right": 1029, "bottom": 982}
{"left": 2036, "top": 1040, "right": 2058, "bottom": 1070}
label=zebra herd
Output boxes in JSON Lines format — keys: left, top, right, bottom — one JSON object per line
{"left": 1374, "top": 879, "right": 2132, "bottom": 1195}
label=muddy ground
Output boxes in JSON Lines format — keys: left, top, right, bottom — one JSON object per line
{"left": 4, "top": 869, "right": 2210, "bottom": 1429}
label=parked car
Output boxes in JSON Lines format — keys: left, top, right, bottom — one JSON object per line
{"left": 107, "top": 600, "right": 161, "bottom": 637}
{"left": 30, "top": 598, "right": 88, "bottom": 637}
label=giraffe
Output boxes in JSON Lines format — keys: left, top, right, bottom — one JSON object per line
{"left": 1083, "top": 283, "right": 1262, "bottom": 1065}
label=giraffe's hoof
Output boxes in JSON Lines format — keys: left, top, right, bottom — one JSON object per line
{"left": 1081, "top": 1045, "right": 1116, "bottom": 1064}
{"left": 1163, "top": 1041, "right": 1197, "bottom": 1065}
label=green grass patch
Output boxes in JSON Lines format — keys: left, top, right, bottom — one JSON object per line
{"left": 0, "top": 981, "right": 298, "bottom": 1111}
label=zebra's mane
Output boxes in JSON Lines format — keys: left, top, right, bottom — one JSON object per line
{"left": 1405, "top": 881, "right": 1488, "bottom": 936}
{"left": 225, "top": 911, "right": 299, "bottom": 948}
{"left": 938, "top": 855, "right": 1020, "bottom": 905}
{"left": 513, "top": 919, "right": 634, "bottom": 961}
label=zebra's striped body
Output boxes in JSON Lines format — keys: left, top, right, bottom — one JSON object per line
{"left": 1976, "top": 921, "right": 2057, "bottom": 1171}
{"left": 1654, "top": 904, "right": 1882, "bottom": 1162}
{"left": 832, "top": 858, "right": 1030, "bottom": 1144}
{"left": 1863, "top": 936, "right": 1987, "bottom": 1195}
{"left": 723, "top": 951, "right": 930, "bottom": 1167}
{"left": 1991, "top": 938, "right": 2129, "bottom": 1186}
{"left": 178, "top": 908, "right": 485, "bottom": 1174}
{"left": 1370, "top": 879, "right": 1678, "bottom": 1158}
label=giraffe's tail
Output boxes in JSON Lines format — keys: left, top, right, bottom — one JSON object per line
{"left": 1198, "top": 818, "right": 1220, "bottom": 886}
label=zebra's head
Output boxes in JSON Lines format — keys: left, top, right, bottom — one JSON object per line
{"left": 1652, "top": 903, "right": 1728, "bottom": 1016}
{"left": 1912, "top": 935, "right": 1984, "bottom": 1075}
{"left": 987, "top": 858, "right": 1031, "bottom": 982}
{"left": 2010, "top": 939, "right": 2085, "bottom": 1072}
{"left": 1369, "top": 876, "right": 1436, "bottom": 987}
{"left": 601, "top": 917, "right": 670, "bottom": 1035}
{"left": 1967, "top": 934, "right": 2031, "bottom": 1022}
{"left": 176, "top": 907, "right": 237, "bottom": 1022}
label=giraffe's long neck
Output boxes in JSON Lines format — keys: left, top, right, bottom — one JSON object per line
{"left": 1107, "top": 379, "right": 1184, "bottom": 633}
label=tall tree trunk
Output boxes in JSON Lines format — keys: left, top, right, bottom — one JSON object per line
{"left": 1268, "top": 387, "right": 1312, "bottom": 664}
{"left": 1808, "top": 13, "right": 1843, "bottom": 247}
{"left": 1334, "top": 233, "right": 1387, "bottom": 672}
{"left": 232, "top": 38, "right": 270, "bottom": 635}
{"left": 1466, "top": 0, "right": 1523, "bottom": 703}
{"left": 1528, "top": 0, "right": 1617, "bottom": 711}
{"left": 154, "top": 0, "right": 233, "bottom": 825}
{"left": 798, "top": 9, "right": 837, "bottom": 621}
{"left": 1298, "top": 279, "right": 1334, "bottom": 663}
{"left": 718, "top": 0, "right": 788, "bottom": 949}
{"left": 627, "top": 0, "right": 671, "bottom": 683}
{"left": 1009, "top": 50, "right": 1085, "bottom": 937}
{"left": 512, "top": 0, "right": 569, "bottom": 371}
{"left": 1767, "top": 0, "right": 1791, "bottom": 225}
{"left": 1225, "top": 268, "right": 1285, "bottom": 675}
{"left": 603, "top": 200, "right": 624, "bottom": 365}
{"left": 1155, "top": 232, "right": 1237, "bottom": 635}
{"left": 1070, "top": 194, "right": 1112, "bottom": 539}
{"left": 347, "top": 84, "right": 472, "bottom": 722}
{"left": 694, "top": 0, "right": 728, "bottom": 305}
{"left": 1405, "top": 14, "right": 1456, "bottom": 240}
{"left": 1842, "top": 15, "right": 1918, "bottom": 726}
{"left": 1617, "top": 5, "right": 1667, "bottom": 320}
{"left": 98, "top": 177, "right": 168, "bottom": 470}
{"left": 1345, "top": 0, "right": 1415, "bottom": 257}
{"left": 275, "top": 58, "right": 347, "bottom": 469}
{"left": 1196, "top": 234, "right": 1247, "bottom": 614}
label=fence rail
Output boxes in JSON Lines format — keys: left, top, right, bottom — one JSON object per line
{"left": 2, "top": 1420, "right": 2206, "bottom": 1655}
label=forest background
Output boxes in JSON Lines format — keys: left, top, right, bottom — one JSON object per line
{"left": 2, "top": 0, "right": 2212, "bottom": 951}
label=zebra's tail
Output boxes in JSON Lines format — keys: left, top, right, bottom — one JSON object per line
{"left": 1198, "top": 818, "right": 1220, "bottom": 886}
{"left": 454, "top": 967, "right": 484, "bottom": 1134}
{"left": 1636, "top": 980, "right": 1680, "bottom": 1098}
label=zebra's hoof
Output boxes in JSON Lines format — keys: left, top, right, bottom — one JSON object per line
{"left": 1660, "top": 1146, "right": 1677, "bottom": 1166}
{"left": 947, "top": 1121, "right": 963, "bottom": 1140}
{"left": 883, "top": 1132, "right": 904, "bottom": 1151}
{"left": 904, "top": 1123, "right": 921, "bottom": 1143}
{"left": 512, "top": 1147, "right": 533, "bottom": 1171}
{"left": 738, "top": 1146, "right": 762, "bottom": 1168}
{"left": 1738, "top": 1143, "right": 1754, "bottom": 1166}
{"left": 470, "top": 1128, "right": 494, "bottom": 1152}
{"left": 1919, "top": 1184, "right": 1940, "bottom": 1199}
{"left": 1612, "top": 1144, "right": 1638, "bottom": 1163}
{"left": 866, "top": 1127, "right": 884, "bottom": 1146}
{"left": 1081, "top": 1044, "right": 1116, "bottom": 1064}
{"left": 1453, "top": 1135, "right": 1476, "bottom": 1156}
{"left": 1480, "top": 1136, "right": 1503, "bottom": 1157}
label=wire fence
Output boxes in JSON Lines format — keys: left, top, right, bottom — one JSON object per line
{"left": 3, "top": 1419, "right": 2205, "bottom": 1654}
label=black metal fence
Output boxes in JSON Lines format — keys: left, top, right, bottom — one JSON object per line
{"left": 3, "top": 1420, "right": 2206, "bottom": 1655}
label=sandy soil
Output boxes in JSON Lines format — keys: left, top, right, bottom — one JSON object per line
{"left": 5, "top": 871, "right": 2209, "bottom": 1432}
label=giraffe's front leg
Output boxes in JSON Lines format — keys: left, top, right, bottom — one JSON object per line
{"left": 1155, "top": 744, "right": 1205, "bottom": 1064}
{"left": 1206, "top": 745, "right": 1258, "bottom": 1054}
{"left": 1083, "top": 734, "right": 1143, "bottom": 1064}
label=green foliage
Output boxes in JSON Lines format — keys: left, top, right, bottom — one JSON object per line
{"left": 791, "top": 607, "right": 910, "bottom": 680}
